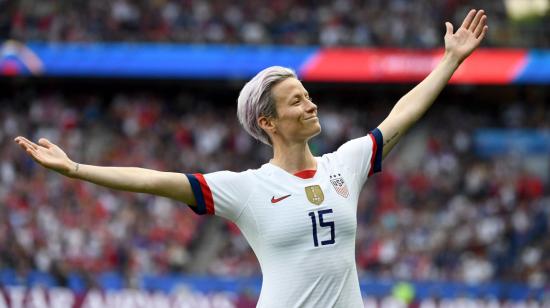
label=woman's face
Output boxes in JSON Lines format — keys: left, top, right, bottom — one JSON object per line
{"left": 269, "top": 77, "right": 321, "bottom": 144}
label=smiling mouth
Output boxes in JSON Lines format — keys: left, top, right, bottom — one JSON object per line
{"left": 304, "top": 116, "right": 318, "bottom": 120}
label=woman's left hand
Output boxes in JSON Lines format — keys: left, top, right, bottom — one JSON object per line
{"left": 444, "top": 9, "right": 488, "bottom": 64}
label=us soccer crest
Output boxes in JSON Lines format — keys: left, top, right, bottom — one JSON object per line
{"left": 305, "top": 185, "right": 324, "bottom": 205}
{"left": 330, "top": 174, "right": 349, "bottom": 198}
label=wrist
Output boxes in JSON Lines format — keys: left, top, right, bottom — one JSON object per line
{"left": 442, "top": 52, "right": 462, "bottom": 68}
{"left": 66, "top": 161, "right": 80, "bottom": 178}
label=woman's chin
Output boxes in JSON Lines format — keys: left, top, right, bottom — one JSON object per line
{"left": 308, "top": 125, "right": 322, "bottom": 138}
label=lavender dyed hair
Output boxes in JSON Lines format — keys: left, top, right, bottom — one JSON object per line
{"left": 237, "top": 66, "right": 297, "bottom": 145}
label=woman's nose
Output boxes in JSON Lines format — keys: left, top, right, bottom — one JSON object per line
{"left": 305, "top": 99, "right": 317, "bottom": 112}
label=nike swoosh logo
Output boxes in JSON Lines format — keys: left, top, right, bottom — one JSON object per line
{"left": 271, "top": 194, "right": 291, "bottom": 204}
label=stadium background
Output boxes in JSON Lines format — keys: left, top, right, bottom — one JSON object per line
{"left": 0, "top": 0, "right": 549, "bottom": 307}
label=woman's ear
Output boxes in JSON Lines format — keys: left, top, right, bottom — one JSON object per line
{"left": 258, "top": 116, "right": 276, "bottom": 135}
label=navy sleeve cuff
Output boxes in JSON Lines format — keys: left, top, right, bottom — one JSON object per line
{"left": 370, "top": 128, "right": 383, "bottom": 174}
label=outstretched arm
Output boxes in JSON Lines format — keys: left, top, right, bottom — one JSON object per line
{"left": 14, "top": 136, "right": 196, "bottom": 206}
{"left": 377, "top": 9, "right": 488, "bottom": 159}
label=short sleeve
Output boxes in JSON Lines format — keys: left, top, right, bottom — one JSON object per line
{"left": 334, "top": 128, "right": 383, "bottom": 189}
{"left": 185, "top": 170, "right": 253, "bottom": 222}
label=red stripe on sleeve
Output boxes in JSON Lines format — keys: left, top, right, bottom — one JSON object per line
{"left": 194, "top": 173, "right": 215, "bottom": 215}
{"left": 368, "top": 133, "right": 377, "bottom": 176}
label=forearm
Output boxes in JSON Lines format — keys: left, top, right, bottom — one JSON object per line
{"left": 69, "top": 163, "right": 153, "bottom": 191}
{"left": 389, "top": 53, "right": 460, "bottom": 127}
{"left": 67, "top": 163, "right": 194, "bottom": 203}
{"left": 378, "top": 53, "right": 461, "bottom": 157}
{"left": 13, "top": 135, "right": 195, "bottom": 204}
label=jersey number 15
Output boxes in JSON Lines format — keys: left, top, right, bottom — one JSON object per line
{"left": 308, "top": 209, "right": 335, "bottom": 247}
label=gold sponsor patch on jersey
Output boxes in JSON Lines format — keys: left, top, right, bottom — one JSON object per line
{"left": 305, "top": 185, "right": 324, "bottom": 205}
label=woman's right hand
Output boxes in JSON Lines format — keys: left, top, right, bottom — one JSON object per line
{"left": 14, "top": 136, "right": 76, "bottom": 176}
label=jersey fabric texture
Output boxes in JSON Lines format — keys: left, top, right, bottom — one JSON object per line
{"left": 185, "top": 129, "right": 383, "bottom": 307}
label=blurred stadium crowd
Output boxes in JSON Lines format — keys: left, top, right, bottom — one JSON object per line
{"left": 0, "top": 88, "right": 548, "bottom": 290}
{"left": 1, "top": 0, "right": 549, "bottom": 304}
{"left": 4, "top": 0, "right": 549, "bottom": 47}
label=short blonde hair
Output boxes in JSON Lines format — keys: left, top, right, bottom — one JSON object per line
{"left": 237, "top": 66, "right": 297, "bottom": 145}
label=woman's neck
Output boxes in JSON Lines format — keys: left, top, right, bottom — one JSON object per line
{"left": 270, "top": 142, "right": 317, "bottom": 173}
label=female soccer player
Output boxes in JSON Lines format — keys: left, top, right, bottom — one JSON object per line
{"left": 15, "top": 9, "right": 487, "bottom": 307}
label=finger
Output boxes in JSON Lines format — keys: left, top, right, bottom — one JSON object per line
{"left": 15, "top": 140, "right": 31, "bottom": 152}
{"left": 469, "top": 10, "right": 485, "bottom": 32}
{"left": 474, "top": 15, "right": 487, "bottom": 38}
{"left": 477, "top": 25, "right": 488, "bottom": 41}
{"left": 17, "top": 136, "right": 37, "bottom": 146}
{"left": 461, "top": 9, "right": 476, "bottom": 29}
{"left": 18, "top": 137, "right": 39, "bottom": 150}
{"left": 24, "top": 145, "right": 41, "bottom": 162}
{"left": 445, "top": 22, "right": 454, "bottom": 36}
{"left": 16, "top": 139, "right": 35, "bottom": 153}
{"left": 38, "top": 138, "right": 54, "bottom": 149}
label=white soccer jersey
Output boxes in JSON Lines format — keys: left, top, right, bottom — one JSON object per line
{"left": 185, "top": 129, "right": 383, "bottom": 308}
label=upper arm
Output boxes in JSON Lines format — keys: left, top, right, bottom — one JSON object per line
{"left": 335, "top": 129, "right": 383, "bottom": 188}
{"left": 149, "top": 172, "right": 197, "bottom": 206}
{"left": 184, "top": 171, "right": 254, "bottom": 220}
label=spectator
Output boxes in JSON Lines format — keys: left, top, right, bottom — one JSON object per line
{"left": 6, "top": 0, "right": 550, "bottom": 48}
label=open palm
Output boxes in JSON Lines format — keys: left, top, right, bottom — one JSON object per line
{"left": 444, "top": 9, "right": 488, "bottom": 63}
{"left": 14, "top": 136, "right": 74, "bottom": 175}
